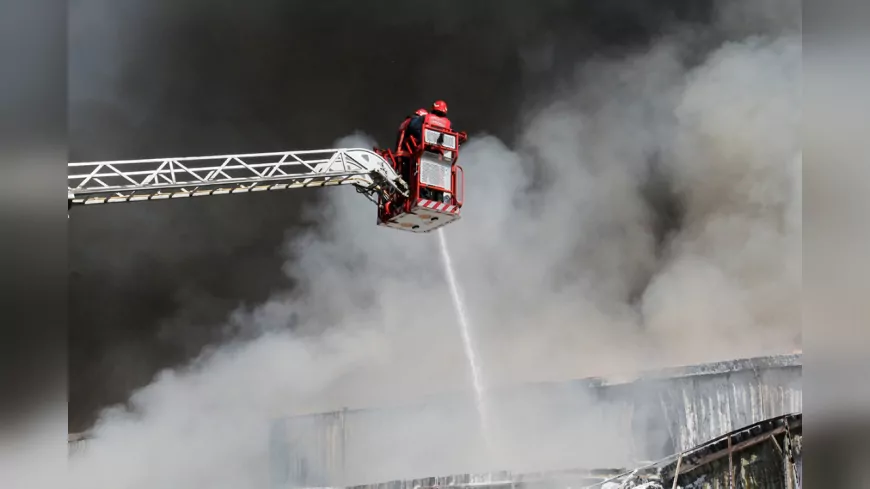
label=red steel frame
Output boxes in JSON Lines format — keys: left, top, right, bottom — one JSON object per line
{"left": 375, "top": 123, "right": 467, "bottom": 221}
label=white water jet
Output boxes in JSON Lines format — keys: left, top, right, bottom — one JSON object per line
{"left": 437, "top": 228, "right": 493, "bottom": 460}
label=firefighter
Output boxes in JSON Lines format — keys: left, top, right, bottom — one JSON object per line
{"left": 394, "top": 108, "right": 428, "bottom": 184}
{"left": 424, "top": 100, "right": 451, "bottom": 129}
{"left": 407, "top": 100, "right": 450, "bottom": 149}
{"left": 396, "top": 108, "right": 428, "bottom": 151}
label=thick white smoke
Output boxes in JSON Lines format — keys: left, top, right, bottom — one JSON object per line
{"left": 69, "top": 3, "right": 801, "bottom": 488}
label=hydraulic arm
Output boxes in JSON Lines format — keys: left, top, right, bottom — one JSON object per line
{"left": 67, "top": 148, "right": 408, "bottom": 208}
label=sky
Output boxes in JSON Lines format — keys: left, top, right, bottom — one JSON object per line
{"left": 67, "top": 1, "right": 802, "bottom": 484}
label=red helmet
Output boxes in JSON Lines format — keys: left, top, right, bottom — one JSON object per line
{"left": 431, "top": 100, "right": 448, "bottom": 115}
{"left": 415, "top": 108, "right": 428, "bottom": 117}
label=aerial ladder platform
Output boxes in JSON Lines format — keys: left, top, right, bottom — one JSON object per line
{"left": 68, "top": 125, "right": 466, "bottom": 233}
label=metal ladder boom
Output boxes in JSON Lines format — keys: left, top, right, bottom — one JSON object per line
{"left": 67, "top": 148, "right": 408, "bottom": 206}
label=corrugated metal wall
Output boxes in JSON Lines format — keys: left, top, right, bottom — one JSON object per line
{"left": 657, "top": 360, "right": 802, "bottom": 452}
{"left": 269, "top": 354, "right": 802, "bottom": 488}
{"left": 270, "top": 409, "right": 347, "bottom": 487}
{"left": 68, "top": 438, "right": 90, "bottom": 457}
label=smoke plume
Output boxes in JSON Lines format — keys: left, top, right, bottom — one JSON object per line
{"left": 69, "top": 0, "right": 801, "bottom": 487}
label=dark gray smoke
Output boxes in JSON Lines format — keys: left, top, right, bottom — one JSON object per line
{"left": 69, "top": 0, "right": 800, "bottom": 486}
{"left": 68, "top": 0, "right": 720, "bottom": 431}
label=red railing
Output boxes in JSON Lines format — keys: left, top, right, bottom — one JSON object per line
{"left": 453, "top": 165, "right": 464, "bottom": 206}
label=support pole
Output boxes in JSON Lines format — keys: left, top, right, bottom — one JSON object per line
{"left": 671, "top": 453, "right": 683, "bottom": 489}
{"left": 727, "top": 434, "right": 734, "bottom": 489}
